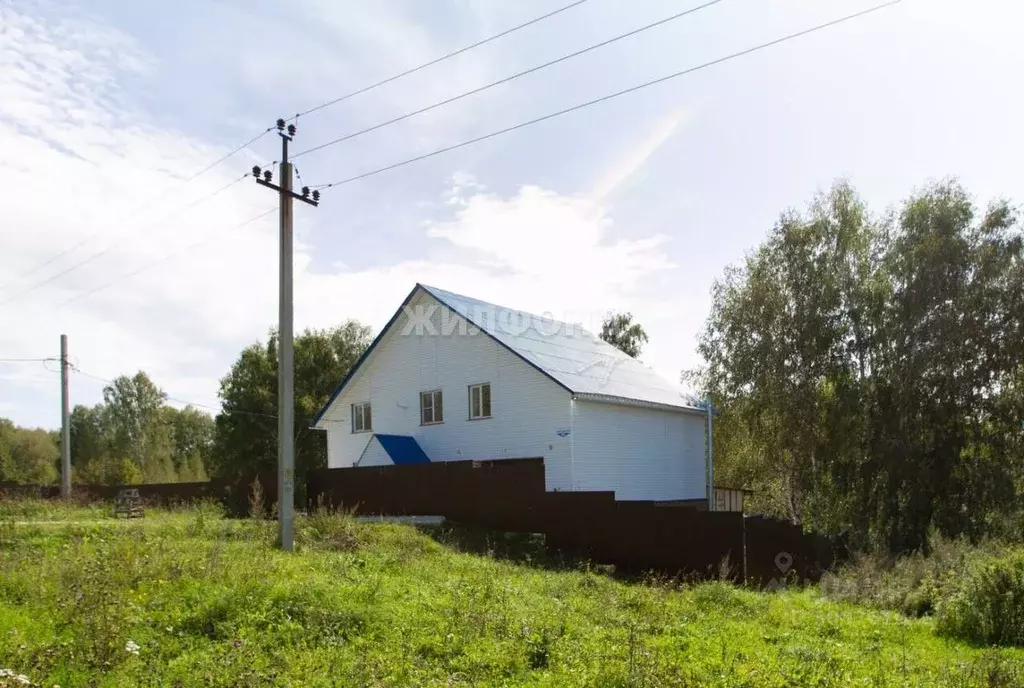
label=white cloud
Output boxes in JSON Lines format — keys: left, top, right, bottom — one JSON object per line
{"left": 0, "top": 4, "right": 276, "bottom": 423}
{"left": 295, "top": 169, "right": 689, "bottom": 385}
{"left": 427, "top": 179, "right": 671, "bottom": 284}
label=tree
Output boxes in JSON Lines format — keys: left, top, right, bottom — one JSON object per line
{"left": 164, "top": 406, "right": 214, "bottom": 482}
{"left": 67, "top": 373, "right": 212, "bottom": 485}
{"left": 600, "top": 313, "right": 649, "bottom": 358}
{"left": 70, "top": 405, "right": 106, "bottom": 466}
{"left": 103, "top": 372, "right": 166, "bottom": 454}
{"left": 213, "top": 321, "right": 372, "bottom": 481}
{"left": 0, "top": 419, "right": 16, "bottom": 481}
{"left": 692, "top": 179, "right": 1024, "bottom": 553}
{"left": 0, "top": 418, "right": 59, "bottom": 484}
{"left": 102, "top": 372, "right": 175, "bottom": 483}
{"left": 864, "top": 184, "right": 1024, "bottom": 549}
{"left": 69, "top": 404, "right": 109, "bottom": 481}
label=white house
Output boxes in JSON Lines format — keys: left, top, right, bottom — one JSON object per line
{"left": 313, "top": 284, "right": 711, "bottom": 502}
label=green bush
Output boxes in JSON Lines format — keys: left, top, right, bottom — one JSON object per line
{"left": 936, "top": 550, "right": 1024, "bottom": 647}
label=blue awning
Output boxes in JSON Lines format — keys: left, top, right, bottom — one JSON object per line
{"left": 374, "top": 434, "right": 430, "bottom": 465}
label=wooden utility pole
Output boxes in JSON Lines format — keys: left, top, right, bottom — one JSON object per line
{"left": 60, "top": 334, "right": 71, "bottom": 498}
{"left": 252, "top": 119, "right": 319, "bottom": 551}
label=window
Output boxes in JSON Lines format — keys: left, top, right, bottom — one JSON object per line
{"left": 468, "top": 383, "right": 491, "bottom": 419}
{"left": 351, "top": 402, "right": 372, "bottom": 433}
{"left": 420, "top": 389, "right": 444, "bottom": 425}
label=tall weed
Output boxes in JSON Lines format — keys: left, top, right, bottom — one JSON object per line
{"left": 936, "top": 550, "right": 1024, "bottom": 647}
{"left": 820, "top": 536, "right": 1003, "bottom": 617}
{"left": 301, "top": 501, "right": 361, "bottom": 551}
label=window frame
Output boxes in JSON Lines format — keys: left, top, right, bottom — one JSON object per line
{"left": 467, "top": 382, "right": 492, "bottom": 420}
{"left": 351, "top": 401, "right": 372, "bottom": 434}
{"left": 419, "top": 389, "right": 444, "bottom": 426}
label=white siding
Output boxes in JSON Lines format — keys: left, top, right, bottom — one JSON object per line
{"left": 356, "top": 437, "right": 392, "bottom": 467}
{"left": 570, "top": 400, "right": 706, "bottom": 501}
{"left": 322, "top": 290, "right": 573, "bottom": 491}
{"left": 329, "top": 426, "right": 372, "bottom": 468}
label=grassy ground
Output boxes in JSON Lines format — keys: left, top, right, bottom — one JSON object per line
{"left": 0, "top": 501, "right": 1021, "bottom": 687}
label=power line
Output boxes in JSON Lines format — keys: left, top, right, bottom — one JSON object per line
{"left": 1, "top": 2, "right": 587, "bottom": 297}
{"left": 292, "top": 0, "right": 722, "bottom": 161}
{"left": 0, "top": 128, "right": 273, "bottom": 293}
{"left": 70, "top": 365, "right": 342, "bottom": 424}
{"left": 51, "top": 208, "right": 276, "bottom": 311}
{"left": 70, "top": 366, "right": 275, "bottom": 419}
{"left": 291, "top": 0, "right": 593, "bottom": 120}
{"left": 0, "top": 174, "right": 250, "bottom": 307}
{"left": 313, "top": 0, "right": 905, "bottom": 190}
{"left": 9, "top": 355, "right": 344, "bottom": 424}
{"left": 185, "top": 128, "right": 274, "bottom": 185}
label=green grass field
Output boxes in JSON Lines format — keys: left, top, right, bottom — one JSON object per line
{"left": 0, "top": 501, "right": 1021, "bottom": 687}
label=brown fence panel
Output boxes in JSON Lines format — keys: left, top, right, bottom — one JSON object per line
{"left": 7, "top": 465, "right": 835, "bottom": 584}
{"left": 309, "top": 464, "right": 763, "bottom": 581}
{"left": 444, "top": 459, "right": 549, "bottom": 531}
{"left": 576, "top": 502, "right": 744, "bottom": 579}
{"left": 744, "top": 516, "right": 837, "bottom": 586}
{"left": 540, "top": 491, "right": 617, "bottom": 556}
{"left": 307, "top": 458, "right": 548, "bottom": 530}
{"left": 132, "top": 481, "right": 224, "bottom": 504}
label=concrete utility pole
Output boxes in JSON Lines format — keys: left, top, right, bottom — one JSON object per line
{"left": 252, "top": 119, "right": 319, "bottom": 551}
{"left": 60, "top": 334, "right": 71, "bottom": 498}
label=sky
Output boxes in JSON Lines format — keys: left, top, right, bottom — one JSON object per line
{"left": 1, "top": 0, "right": 1022, "bottom": 429}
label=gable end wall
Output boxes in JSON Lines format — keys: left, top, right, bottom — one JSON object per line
{"left": 570, "top": 400, "right": 707, "bottom": 501}
{"left": 324, "top": 290, "right": 573, "bottom": 491}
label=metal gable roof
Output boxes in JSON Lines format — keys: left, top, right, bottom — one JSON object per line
{"left": 313, "top": 283, "right": 704, "bottom": 427}
{"left": 419, "top": 284, "right": 704, "bottom": 412}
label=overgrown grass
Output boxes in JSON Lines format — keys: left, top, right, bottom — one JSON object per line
{"left": 821, "top": 536, "right": 1024, "bottom": 648}
{"left": 1, "top": 502, "right": 1022, "bottom": 686}
{"left": 0, "top": 495, "right": 114, "bottom": 523}
{"left": 936, "top": 549, "right": 1024, "bottom": 648}
{"left": 820, "top": 537, "right": 996, "bottom": 618}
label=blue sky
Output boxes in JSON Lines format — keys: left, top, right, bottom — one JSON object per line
{"left": 1, "top": 0, "right": 1022, "bottom": 429}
